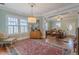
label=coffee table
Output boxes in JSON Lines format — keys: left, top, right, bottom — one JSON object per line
{"left": 0, "top": 38, "right": 15, "bottom": 47}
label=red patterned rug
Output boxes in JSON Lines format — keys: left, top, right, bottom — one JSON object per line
{"left": 14, "top": 39, "right": 63, "bottom": 55}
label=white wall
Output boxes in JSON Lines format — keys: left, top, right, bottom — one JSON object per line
{"left": 61, "top": 16, "right": 77, "bottom": 35}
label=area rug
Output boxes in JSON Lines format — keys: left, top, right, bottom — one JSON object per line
{"left": 14, "top": 39, "right": 64, "bottom": 55}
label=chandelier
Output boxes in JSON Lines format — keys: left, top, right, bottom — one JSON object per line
{"left": 28, "top": 4, "right": 36, "bottom": 23}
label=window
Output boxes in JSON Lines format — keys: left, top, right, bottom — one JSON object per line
{"left": 56, "top": 22, "right": 61, "bottom": 28}
{"left": 20, "top": 19, "right": 28, "bottom": 33}
{"left": 68, "top": 24, "right": 72, "bottom": 31}
{"left": 8, "top": 17, "right": 18, "bottom": 35}
{"left": 7, "top": 16, "right": 28, "bottom": 35}
{"left": 45, "top": 23, "right": 48, "bottom": 31}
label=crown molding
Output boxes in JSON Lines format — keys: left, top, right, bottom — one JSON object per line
{"left": 0, "top": 5, "right": 42, "bottom": 17}
{"left": 43, "top": 4, "right": 79, "bottom": 18}
{"left": 0, "top": 4, "right": 79, "bottom": 18}
{"left": 0, "top": 5, "right": 27, "bottom": 17}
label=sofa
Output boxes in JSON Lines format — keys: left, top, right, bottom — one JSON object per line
{"left": 46, "top": 29, "right": 66, "bottom": 39}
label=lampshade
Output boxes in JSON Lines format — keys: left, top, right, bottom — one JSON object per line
{"left": 28, "top": 16, "right": 36, "bottom": 23}
{"left": 28, "top": 4, "right": 37, "bottom": 23}
{"left": 57, "top": 18, "right": 61, "bottom": 21}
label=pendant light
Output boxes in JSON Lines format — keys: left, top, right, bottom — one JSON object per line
{"left": 28, "top": 4, "right": 36, "bottom": 23}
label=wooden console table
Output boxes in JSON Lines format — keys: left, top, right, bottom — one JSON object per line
{"left": 30, "top": 30, "right": 42, "bottom": 39}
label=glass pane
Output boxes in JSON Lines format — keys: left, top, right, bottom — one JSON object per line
{"left": 8, "top": 26, "right": 13, "bottom": 34}
{"left": 10, "top": 22, "right": 14, "bottom": 25}
{"left": 8, "top": 17, "right": 18, "bottom": 34}
{"left": 8, "top": 17, "right": 11, "bottom": 21}
{"left": 14, "top": 26, "right": 18, "bottom": 34}
{"left": 20, "top": 19, "right": 27, "bottom": 25}
{"left": 20, "top": 19, "right": 27, "bottom": 22}
{"left": 8, "top": 22, "right": 11, "bottom": 25}
{"left": 13, "top": 18, "right": 16, "bottom": 22}
{"left": 25, "top": 27, "right": 28, "bottom": 32}
{"left": 21, "top": 26, "right": 25, "bottom": 32}
{"left": 45, "top": 23, "right": 48, "bottom": 30}
{"left": 11, "top": 18, "right": 14, "bottom": 21}
{"left": 56, "top": 22, "right": 61, "bottom": 27}
{"left": 68, "top": 24, "right": 72, "bottom": 31}
{"left": 8, "top": 17, "right": 18, "bottom": 25}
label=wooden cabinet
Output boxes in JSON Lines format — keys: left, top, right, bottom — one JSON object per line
{"left": 30, "top": 30, "right": 42, "bottom": 39}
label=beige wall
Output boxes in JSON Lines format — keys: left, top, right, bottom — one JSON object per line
{"left": 48, "top": 15, "right": 77, "bottom": 36}
{"left": 61, "top": 16, "right": 77, "bottom": 35}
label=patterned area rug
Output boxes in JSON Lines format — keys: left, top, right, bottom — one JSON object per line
{"left": 14, "top": 39, "right": 64, "bottom": 55}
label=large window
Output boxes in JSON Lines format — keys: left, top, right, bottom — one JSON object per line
{"left": 20, "top": 19, "right": 28, "bottom": 33}
{"left": 7, "top": 16, "right": 28, "bottom": 35}
{"left": 45, "top": 23, "right": 48, "bottom": 31}
{"left": 56, "top": 22, "right": 61, "bottom": 28}
{"left": 8, "top": 17, "right": 18, "bottom": 35}
{"left": 68, "top": 24, "right": 72, "bottom": 31}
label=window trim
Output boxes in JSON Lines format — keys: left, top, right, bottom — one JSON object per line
{"left": 7, "top": 15, "right": 28, "bottom": 35}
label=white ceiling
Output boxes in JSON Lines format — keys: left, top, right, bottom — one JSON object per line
{"left": 0, "top": 3, "right": 79, "bottom": 16}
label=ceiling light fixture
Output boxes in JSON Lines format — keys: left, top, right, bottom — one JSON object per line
{"left": 28, "top": 3, "right": 36, "bottom": 23}
{"left": 57, "top": 18, "right": 61, "bottom": 21}
{"left": 57, "top": 15, "right": 63, "bottom": 21}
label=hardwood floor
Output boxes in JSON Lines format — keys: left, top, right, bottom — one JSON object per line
{"left": 0, "top": 47, "right": 8, "bottom": 55}
{"left": 0, "top": 36, "right": 76, "bottom": 55}
{"left": 46, "top": 36, "right": 76, "bottom": 54}
{"left": 46, "top": 36, "right": 74, "bottom": 49}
